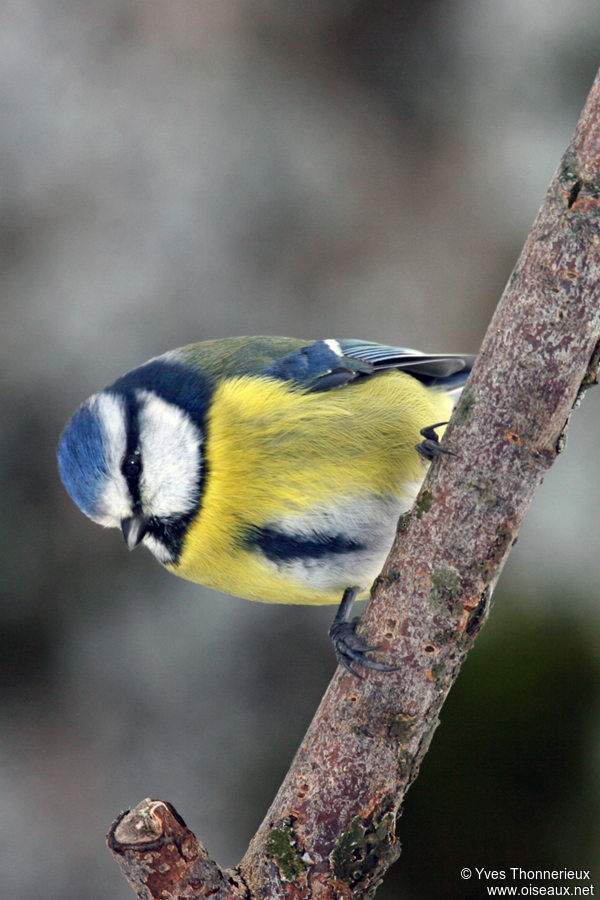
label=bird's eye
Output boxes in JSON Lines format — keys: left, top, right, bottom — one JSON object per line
{"left": 122, "top": 452, "right": 142, "bottom": 479}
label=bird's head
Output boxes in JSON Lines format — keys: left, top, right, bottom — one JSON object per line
{"left": 57, "top": 357, "right": 210, "bottom": 564}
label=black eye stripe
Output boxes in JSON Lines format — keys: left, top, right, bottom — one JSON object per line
{"left": 116, "top": 392, "right": 143, "bottom": 509}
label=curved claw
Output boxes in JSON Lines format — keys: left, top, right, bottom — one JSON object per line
{"left": 416, "top": 421, "right": 455, "bottom": 461}
{"left": 329, "top": 618, "right": 399, "bottom": 678}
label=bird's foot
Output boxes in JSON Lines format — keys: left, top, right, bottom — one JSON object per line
{"left": 329, "top": 587, "right": 398, "bottom": 677}
{"left": 329, "top": 617, "right": 399, "bottom": 678}
{"left": 416, "top": 421, "right": 454, "bottom": 461}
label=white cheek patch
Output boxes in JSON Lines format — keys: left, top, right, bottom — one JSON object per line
{"left": 92, "top": 393, "right": 131, "bottom": 525}
{"left": 136, "top": 391, "right": 202, "bottom": 517}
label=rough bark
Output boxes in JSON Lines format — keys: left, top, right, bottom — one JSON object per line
{"left": 108, "top": 69, "right": 600, "bottom": 899}
{"left": 108, "top": 800, "right": 248, "bottom": 900}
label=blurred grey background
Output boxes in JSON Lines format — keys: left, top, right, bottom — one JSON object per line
{"left": 1, "top": 1, "right": 599, "bottom": 898}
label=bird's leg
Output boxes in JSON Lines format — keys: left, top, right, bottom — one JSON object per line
{"left": 328, "top": 586, "right": 398, "bottom": 677}
{"left": 416, "top": 421, "right": 454, "bottom": 461}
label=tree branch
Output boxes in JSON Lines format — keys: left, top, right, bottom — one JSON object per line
{"left": 108, "top": 68, "right": 600, "bottom": 899}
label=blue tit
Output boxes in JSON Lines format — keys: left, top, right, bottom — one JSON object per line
{"left": 57, "top": 336, "right": 473, "bottom": 674}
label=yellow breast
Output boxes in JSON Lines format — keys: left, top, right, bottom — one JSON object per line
{"left": 168, "top": 372, "right": 452, "bottom": 604}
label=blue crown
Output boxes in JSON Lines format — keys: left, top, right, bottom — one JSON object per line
{"left": 57, "top": 400, "right": 108, "bottom": 518}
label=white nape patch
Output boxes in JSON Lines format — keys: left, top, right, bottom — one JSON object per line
{"left": 324, "top": 338, "right": 342, "bottom": 357}
{"left": 92, "top": 392, "right": 131, "bottom": 525}
{"left": 262, "top": 493, "right": 415, "bottom": 594}
{"left": 136, "top": 390, "right": 202, "bottom": 517}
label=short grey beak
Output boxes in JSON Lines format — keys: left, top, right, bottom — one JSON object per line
{"left": 121, "top": 515, "right": 149, "bottom": 550}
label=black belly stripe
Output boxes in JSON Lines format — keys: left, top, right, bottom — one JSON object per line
{"left": 244, "top": 525, "right": 366, "bottom": 563}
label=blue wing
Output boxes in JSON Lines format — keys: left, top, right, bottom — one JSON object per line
{"left": 264, "top": 338, "right": 474, "bottom": 393}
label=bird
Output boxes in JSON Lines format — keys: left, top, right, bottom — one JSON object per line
{"left": 57, "top": 336, "right": 474, "bottom": 675}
